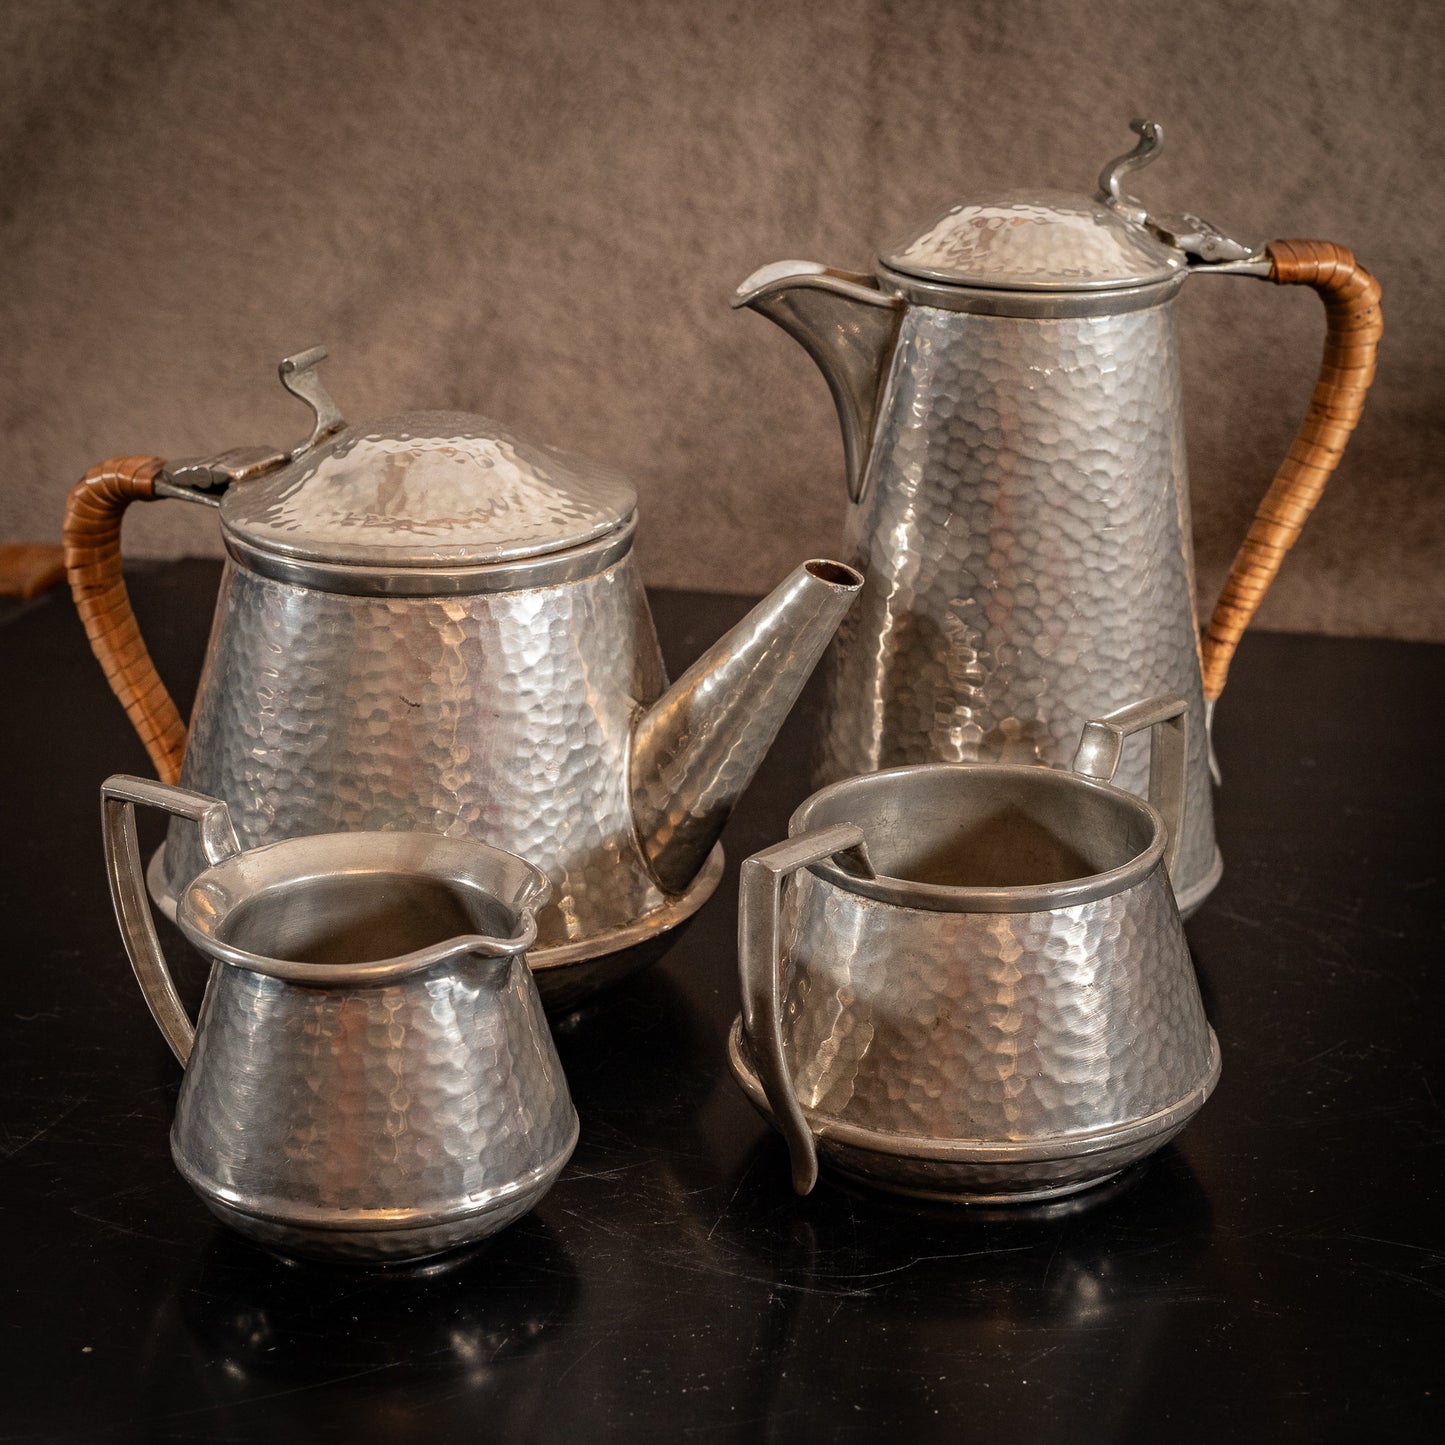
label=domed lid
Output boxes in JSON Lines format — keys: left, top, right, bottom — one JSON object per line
{"left": 879, "top": 189, "right": 1186, "bottom": 292}
{"left": 220, "top": 411, "right": 637, "bottom": 569}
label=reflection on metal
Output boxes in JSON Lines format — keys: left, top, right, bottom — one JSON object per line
{"left": 137, "top": 351, "right": 860, "bottom": 1002}
{"left": 734, "top": 697, "right": 1218, "bottom": 1201}
{"left": 731, "top": 122, "right": 1281, "bottom": 916}
{"left": 631, "top": 559, "right": 864, "bottom": 893}
{"left": 731, "top": 266, "right": 902, "bottom": 502}
{"left": 104, "top": 775, "right": 577, "bottom": 1261}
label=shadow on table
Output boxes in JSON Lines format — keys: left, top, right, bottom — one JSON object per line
{"left": 693, "top": 1136, "right": 1219, "bottom": 1442}
{"left": 138, "top": 1218, "right": 580, "bottom": 1438}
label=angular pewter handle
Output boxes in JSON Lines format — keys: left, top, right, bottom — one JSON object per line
{"left": 1071, "top": 694, "right": 1189, "bottom": 881}
{"left": 62, "top": 350, "right": 343, "bottom": 784}
{"left": 738, "top": 822, "right": 873, "bottom": 1196}
{"left": 101, "top": 775, "right": 242, "bottom": 1066}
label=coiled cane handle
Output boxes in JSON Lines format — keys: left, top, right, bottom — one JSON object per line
{"left": 62, "top": 457, "right": 187, "bottom": 783}
{"left": 1201, "top": 241, "right": 1381, "bottom": 701}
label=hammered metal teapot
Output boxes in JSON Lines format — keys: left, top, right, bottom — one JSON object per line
{"left": 734, "top": 119, "right": 1381, "bottom": 915}
{"left": 65, "top": 350, "right": 862, "bottom": 1004}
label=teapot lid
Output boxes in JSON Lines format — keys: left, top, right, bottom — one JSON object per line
{"left": 879, "top": 188, "right": 1186, "bottom": 292}
{"left": 220, "top": 411, "right": 637, "bottom": 572}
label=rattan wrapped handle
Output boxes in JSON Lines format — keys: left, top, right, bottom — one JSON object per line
{"left": 1200, "top": 240, "right": 1381, "bottom": 701}
{"left": 62, "top": 457, "right": 187, "bottom": 783}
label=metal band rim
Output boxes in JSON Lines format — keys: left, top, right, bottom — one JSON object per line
{"left": 729, "top": 1018, "right": 1220, "bottom": 1164}
{"left": 222, "top": 515, "right": 637, "bottom": 595}
{"left": 875, "top": 265, "right": 1187, "bottom": 318}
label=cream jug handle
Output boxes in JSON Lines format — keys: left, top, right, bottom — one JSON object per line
{"left": 1200, "top": 243, "right": 1381, "bottom": 701}
{"left": 738, "top": 822, "right": 872, "bottom": 1196}
{"left": 1071, "top": 695, "right": 1189, "bottom": 881}
{"left": 100, "top": 775, "right": 242, "bottom": 1066}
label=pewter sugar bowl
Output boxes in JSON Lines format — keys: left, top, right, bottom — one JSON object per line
{"left": 730, "top": 695, "right": 1219, "bottom": 1202}
{"left": 65, "top": 349, "right": 861, "bottom": 1006}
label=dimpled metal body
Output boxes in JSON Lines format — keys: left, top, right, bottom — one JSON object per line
{"left": 138, "top": 361, "right": 860, "bottom": 1005}
{"left": 731, "top": 861, "right": 1219, "bottom": 1201}
{"left": 102, "top": 777, "right": 577, "bottom": 1262}
{"left": 176, "top": 953, "right": 577, "bottom": 1261}
{"left": 732, "top": 698, "right": 1219, "bottom": 1201}
{"left": 732, "top": 150, "right": 1251, "bottom": 918}
{"left": 161, "top": 554, "right": 676, "bottom": 971}
{"left": 823, "top": 300, "right": 1222, "bottom": 912}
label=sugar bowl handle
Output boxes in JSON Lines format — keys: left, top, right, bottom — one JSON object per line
{"left": 738, "top": 822, "right": 871, "bottom": 1196}
{"left": 1071, "top": 694, "right": 1189, "bottom": 881}
{"left": 101, "top": 776, "right": 241, "bottom": 1065}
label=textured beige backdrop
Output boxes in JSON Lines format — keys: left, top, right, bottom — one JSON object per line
{"left": 4, "top": 0, "right": 1442, "bottom": 637}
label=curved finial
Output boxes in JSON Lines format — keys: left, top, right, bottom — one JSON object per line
{"left": 278, "top": 346, "right": 346, "bottom": 458}
{"left": 1097, "top": 119, "right": 1164, "bottom": 223}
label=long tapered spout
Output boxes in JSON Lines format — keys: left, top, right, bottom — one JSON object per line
{"left": 631, "top": 559, "right": 863, "bottom": 893}
{"left": 732, "top": 261, "right": 904, "bottom": 504}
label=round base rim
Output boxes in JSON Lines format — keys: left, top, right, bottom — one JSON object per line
{"left": 727, "top": 1015, "right": 1219, "bottom": 1194}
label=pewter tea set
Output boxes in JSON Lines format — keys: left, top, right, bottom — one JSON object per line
{"left": 64, "top": 122, "right": 1379, "bottom": 1256}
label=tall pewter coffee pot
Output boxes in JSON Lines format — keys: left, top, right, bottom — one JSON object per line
{"left": 735, "top": 120, "right": 1380, "bottom": 914}
{"left": 65, "top": 350, "right": 861, "bottom": 1005}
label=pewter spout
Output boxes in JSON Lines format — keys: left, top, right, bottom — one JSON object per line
{"left": 732, "top": 263, "right": 902, "bottom": 504}
{"left": 630, "top": 559, "right": 863, "bottom": 893}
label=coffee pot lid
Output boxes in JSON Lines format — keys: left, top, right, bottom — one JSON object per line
{"left": 880, "top": 189, "right": 1186, "bottom": 292}
{"left": 219, "top": 410, "right": 638, "bottom": 571}
{"left": 877, "top": 120, "right": 1219, "bottom": 293}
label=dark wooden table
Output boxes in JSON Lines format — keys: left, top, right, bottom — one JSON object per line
{"left": 3, "top": 561, "right": 1442, "bottom": 1443}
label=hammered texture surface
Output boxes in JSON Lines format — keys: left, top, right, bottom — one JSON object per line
{"left": 222, "top": 412, "right": 636, "bottom": 567}
{"left": 778, "top": 861, "right": 1213, "bottom": 1144}
{"left": 819, "top": 301, "right": 1219, "bottom": 901}
{"left": 172, "top": 953, "right": 576, "bottom": 1256}
{"left": 165, "top": 556, "right": 671, "bottom": 949}
{"left": 630, "top": 561, "right": 860, "bottom": 892}
{"left": 880, "top": 191, "right": 1184, "bottom": 290}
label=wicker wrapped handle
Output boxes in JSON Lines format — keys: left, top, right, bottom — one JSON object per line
{"left": 1200, "top": 240, "right": 1382, "bottom": 701}
{"left": 62, "top": 457, "right": 187, "bottom": 784}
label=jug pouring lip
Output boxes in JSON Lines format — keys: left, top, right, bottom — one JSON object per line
{"left": 175, "top": 830, "right": 549, "bottom": 987}
{"left": 182, "top": 925, "right": 536, "bottom": 988}
{"left": 789, "top": 762, "right": 1168, "bottom": 915}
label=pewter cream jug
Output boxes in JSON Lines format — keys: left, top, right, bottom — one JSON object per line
{"left": 101, "top": 774, "right": 576, "bottom": 1261}
{"left": 734, "top": 119, "right": 1380, "bottom": 915}
{"left": 66, "top": 350, "right": 861, "bottom": 1005}
{"left": 730, "top": 695, "right": 1219, "bottom": 1202}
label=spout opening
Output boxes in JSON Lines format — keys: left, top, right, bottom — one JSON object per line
{"left": 804, "top": 559, "right": 863, "bottom": 589}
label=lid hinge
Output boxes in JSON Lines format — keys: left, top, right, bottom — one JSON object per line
{"left": 1098, "top": 119, "right": 1266, "bottom": 273}
{"left": 160, "top": 347, "right": 348, "bottom": 502}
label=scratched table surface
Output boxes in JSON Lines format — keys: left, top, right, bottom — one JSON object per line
{"left": 2, "top": 560, "right": 1441, "bottom": 1444}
